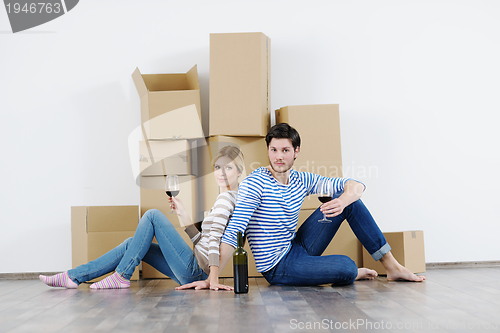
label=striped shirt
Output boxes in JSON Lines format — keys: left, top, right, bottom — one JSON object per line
{"left": 184, "top": 190, "right": 237, "bottom": 274}
{"left": 221, "top": 167, "right": 353, "bottom": 273}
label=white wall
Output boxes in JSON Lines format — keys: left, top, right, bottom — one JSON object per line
{"left": 1, "top": 0, "right": 499, "bottom": 273}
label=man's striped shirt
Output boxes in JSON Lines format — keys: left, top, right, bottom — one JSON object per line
{"left": 221, "top": 167, "right": 354, "bottom": 273}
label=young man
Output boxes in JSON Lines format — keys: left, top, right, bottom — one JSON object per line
{"left": 180, "top": 123, "right": 424, "bottom": 289}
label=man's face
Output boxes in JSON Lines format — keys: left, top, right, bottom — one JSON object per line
{"left": 267, "top": 138, "right": 299, "bottom": 174}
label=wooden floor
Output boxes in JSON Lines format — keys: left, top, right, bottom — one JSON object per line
{"left": 0, "top": 268, "right": 499, "bottom": 333}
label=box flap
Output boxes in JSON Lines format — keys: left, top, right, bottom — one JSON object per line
{"left": 186, "top": 65, "right": 200, "bottom": 90}
{"left": 275, "top": 107, "right": 289, "bottom": 124}
{"left": 87, "top": 206, "right": 139, "bottom": 232}
{"left": 132, "top": 68, "right": 148, "bottom": 98}
{"left": 139, "top": 140, "right": 191, "bottom": 176}
{"left": 143, "top": 104, "right": 204, "bottom": 140}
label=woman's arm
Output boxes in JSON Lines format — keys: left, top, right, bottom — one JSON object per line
{"left": 170, "top": 197, "right": 194, "bottom": 226}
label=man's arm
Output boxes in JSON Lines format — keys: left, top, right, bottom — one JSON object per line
{"left": 320, "top": 180, "right": 365, "bottom": 217}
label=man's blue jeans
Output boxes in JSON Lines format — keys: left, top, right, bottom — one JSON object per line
{"left": 262, "top": 199, "right": 391, "bottom": 286}
{"left": 68, "top": 209, "right": 208, "bottom": 285}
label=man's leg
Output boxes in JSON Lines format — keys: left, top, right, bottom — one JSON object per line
{"left": 294, "top": 207, "right": 377, "bottom": 281}
{"left": 340, "top": 199, "right": 424, "bottom": 281}
{"left": 262, "top": 240, "right": 359, "bottom": 286}
{"left": 296, "top": 199, "right": 424, "bottom": 282}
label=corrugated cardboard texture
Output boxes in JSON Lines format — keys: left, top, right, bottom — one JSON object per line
{"left": 71, "top": 206, "right": 140, "bottom": 281}
{"left": 142, "top": 104, "right": 204, "bottom": 140}
{"left": 362, "top": 231, "right": 426, "bottom": 274}
{"left": 209, "top": 32, "right": 270, "bottom": 136}
{"left": 85, "top": 206, "right": 139, "bottom": 232}
{"left": 139, "top": 175, "right": 200, "bottom": 227}
{"left": 197, "top": 136, "right": 268, "bottom": 212}
{"left": 297, "top": 210, "right": 363, "bottom": 267}
{"left": 132, "top": 66, "right": 203, "bottom": 140}
{"left": 139, "top": 140, "right": 193, "bottom": 176}
{"left": 276, "top": 104, "right": 343, "bottom": 209}
{"left": 71, "top": 206, "right": 88, "bottom": 275}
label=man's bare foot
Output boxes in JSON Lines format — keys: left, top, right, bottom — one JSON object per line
{"left": 355, "top": 268, "right": 378, "bottom": 281}
{"left": 386, "top": 263, "right": 425, "bottom": 282}
{"left": 380, "top": 251, "right": 425, "bottom": 282}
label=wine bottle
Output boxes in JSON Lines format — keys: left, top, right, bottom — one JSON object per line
{"left": 233, "top": 231, "right": 248, "bottom": 294}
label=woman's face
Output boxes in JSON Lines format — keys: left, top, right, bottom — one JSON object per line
{"left": 214, "top": 156, "right": 241, "bottom": 191}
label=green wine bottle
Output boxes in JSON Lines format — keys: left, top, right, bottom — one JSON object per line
{"left": 233, "top": 231, "right": 248, "bottom": 294}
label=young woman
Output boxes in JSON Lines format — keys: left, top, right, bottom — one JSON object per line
{"left": 40, "top": 146, "right": 244, "bottom": 290}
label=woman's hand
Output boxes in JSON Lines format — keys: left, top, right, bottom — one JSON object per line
{"left": 169, "top": 196, "right": 186, "bottom": 216}
{"left": 209, "top": 282, "right": 233, "bottom": 291}
{"left": 175, "top": 280, "right": 210, "bottom": 290}
{"left": 174, "top": 279, "right": 233, "bottom": 291}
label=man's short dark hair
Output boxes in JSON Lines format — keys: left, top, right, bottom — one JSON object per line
{"left": 265, "top": 123, "right": 301, "bottom": 150}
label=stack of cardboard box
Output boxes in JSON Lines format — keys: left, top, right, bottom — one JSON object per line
{"left": 132, "top": 67, "right": 205, "bottom": 278}
{"left": 129, "top": 32, "right": 424, "bottom": 280}
{"left": 205, "top": 32, "right": 271, "bottom": 277}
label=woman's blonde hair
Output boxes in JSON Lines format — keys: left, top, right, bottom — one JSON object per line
{"left": 212, "top": 145, "right": 245, "bottom": 174}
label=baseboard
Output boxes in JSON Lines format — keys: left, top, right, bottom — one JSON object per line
{"left": 426, "top": 261, "right": 500, "bottom": 269}
{"left": 0, "top": 272, "right": 60, "bottom": 280}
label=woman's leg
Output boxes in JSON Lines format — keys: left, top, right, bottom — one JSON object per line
{"left": 68, "top": 209, "right": 162, "bottom": 285}
{"left": 40, "top": 236, "right": 134, "bottom": 288}
{"left": 140, "top": 210, "right": 207, "bottom": 285}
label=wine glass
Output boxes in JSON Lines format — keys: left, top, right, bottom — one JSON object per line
{"left": 317, "top": 178, "right": 333, "bottom": 223}
{"left": 165, "top": 175, "right": 180, "bottom": 213}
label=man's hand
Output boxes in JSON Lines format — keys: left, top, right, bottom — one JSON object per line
{"left": 320, "top": 197, "right": 348, "bottom": 217}
{"left": 174, "top": 279, "right": 233, "bottom": 291}
{"left": 320, "top": 180, "right": 365, "bottom": 217}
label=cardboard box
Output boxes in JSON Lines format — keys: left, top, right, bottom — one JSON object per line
{"left": 141, "top": 229, "right": 193, "bottom": 279}
{"left": 132, "top": 66, "right": 204, "bottom": 140}
{"left": 71, "top": 206, "right": 140, "bottom": 281}
{"left": 209, "top": 32, "right": 271, "bottom": 137}
{"left": 362, "top": 231, "right": 426, "bottom": 274}
{"left": 276, "top": 105, "right": 343, "bottom": 209}
{"left": 139, "top": 139, "right": 197, "bottom": 176}
{"left": 297, "top": 210, "right": 363, "bottom": 267}
{"left": 139, "top": 175, "right": 201, "bottom": 227}
{"left": 197, "top": 136, "right": 269, "bottom": 211}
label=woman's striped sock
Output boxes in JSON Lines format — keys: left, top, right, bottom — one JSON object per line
{"left": 89, "top": 272, "right": 130, "bottom": 289}
{"left": 39, "top": 272, "right": 78, "bottom": 289}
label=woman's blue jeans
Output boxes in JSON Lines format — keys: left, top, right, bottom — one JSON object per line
{"left": 262, "top": 199, "right": 391, "bottom": 286}
{"left": 67, "top": 209, "right": 208, "bottom": 285}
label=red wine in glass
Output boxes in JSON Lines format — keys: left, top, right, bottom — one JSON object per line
{"left": 318, "top": 196, "right": 332, "bottom": 204}
{"left": 165, "top": 190, "right": 179, "bottom": 197}
{"left": 317, "top": 178, "right": 333, "bottom": 223}
{"left": 165, "top": 175, "right": 180, "bottom": 213}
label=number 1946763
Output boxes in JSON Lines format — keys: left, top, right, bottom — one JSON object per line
{"left": 6, "top": 2, "right": 62, "bottom": 14}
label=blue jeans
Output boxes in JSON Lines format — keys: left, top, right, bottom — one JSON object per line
{"left": 68, "top": 209, "right": 208, "bottom": 285}
{"left": 262, "top": 199, "right": 391, "bottom": 286}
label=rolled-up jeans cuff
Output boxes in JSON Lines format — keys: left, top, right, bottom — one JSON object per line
{"left": 372, "top": 243, "right": 391, "bottom": 261}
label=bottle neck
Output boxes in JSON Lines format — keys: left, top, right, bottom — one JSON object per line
{"left": 237, "top": 232, "right": 243, "bottom": 248}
